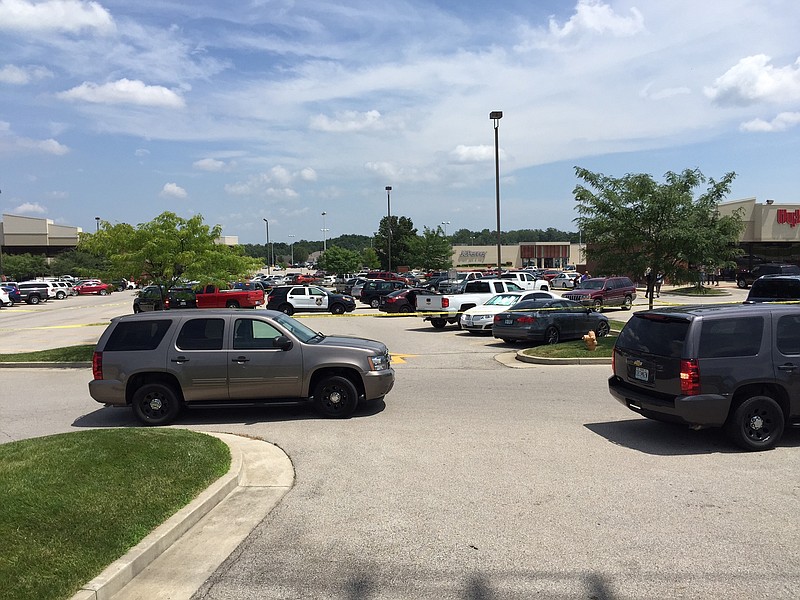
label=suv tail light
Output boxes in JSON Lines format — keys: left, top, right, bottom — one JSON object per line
{"left": 441, "top": 297, "right": 449, "bottom": 308}
{"left": 92, "top": 351, "right": 103, "bottom": 380}
{"left": 680, "top": 359, "right": 700, "bottom": 395}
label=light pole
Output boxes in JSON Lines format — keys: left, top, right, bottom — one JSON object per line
{"left": 490, "top": 110, "right": 503, "bottom": 276}
{"left": 262, "top": 218, "right": 271, "bottom": 275}
{"left": 441, "top": 220, "right": 450, "bottom": 238}
{"left": 95, "top": 216, "right": 100, "bottom": 232}
{"left": 288, "top": 234, "right": 295, "bottom": 266}
{"left": 385, "top": 186, "right": 392, "bottom": 272}
{"left": 321, "top": 211, "right": 329, "bottom": 252}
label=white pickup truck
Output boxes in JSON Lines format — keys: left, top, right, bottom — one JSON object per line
{"left": 415, "top": 278, "right": 524, "bottom": 328}
{"left": 498, "top": 271, "right": 550, "bottom": 291}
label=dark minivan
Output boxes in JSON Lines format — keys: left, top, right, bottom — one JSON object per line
{"left": 609, "top": 303, "right": 800, "bottom": 451}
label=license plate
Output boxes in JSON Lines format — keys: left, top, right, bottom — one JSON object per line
{"left": 634, "top": 366, "right": 649, "bottom": 381}
{"left": 505, "top": 319, "right": 513, "bottom": 325}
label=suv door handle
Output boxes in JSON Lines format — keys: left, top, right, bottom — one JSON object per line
{"left": 778, "top": 363, "right": 798, "bottom": 372}
{"left": 171, "top": 356, "right": 189, "bottom": 364}
{"left": 232, "top": 356, "right": 249, "bottom": 364}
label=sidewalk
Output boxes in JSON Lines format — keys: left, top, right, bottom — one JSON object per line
{"left": 71, "top": 432, "right": 294, "bottom": 600}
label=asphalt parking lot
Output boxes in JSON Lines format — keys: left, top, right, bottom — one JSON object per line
{"left": 4, "top": 284, "right": 798, "bottom": 599}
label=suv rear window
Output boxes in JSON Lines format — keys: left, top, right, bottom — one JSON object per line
{"left": 615, "top": 315, "right": 690, "bottom": 358}
{"left": 105, "top": 320, "right": 172, "bottom": 351}
{"left": 698, "top": 317, "right": 763, "bottom": 358}
{"left": 747, "top": 278, "right": 800, "bottom": 301}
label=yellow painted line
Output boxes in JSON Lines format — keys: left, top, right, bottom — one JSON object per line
{"left": 390, "top": 353, "right": 417, "bottom": 364}
{"left": 0, "top": 322, "right": 109, "bottom": 332}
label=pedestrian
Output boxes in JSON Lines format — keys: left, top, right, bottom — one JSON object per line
{"left": 581, "top": 271, "right": 590, "bottom": 282}
{"left": 655, "top": 272, "right": 663, "bottom": 297}
{"left": 714, "top": 267, "right": 721, "bottom": 286}
{"left": 644, "top": 267, "right": 653, "bottom": 298}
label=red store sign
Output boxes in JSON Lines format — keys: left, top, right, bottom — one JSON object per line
{"left": 777, "top": 209, "right": 800, "bottom": 228}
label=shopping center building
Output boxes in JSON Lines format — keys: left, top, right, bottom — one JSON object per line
{"left": 450, "top": 241, "right": 585, "bottom": 271}
{"left": 717, "top": 198, "right": 800, "bottom": 269}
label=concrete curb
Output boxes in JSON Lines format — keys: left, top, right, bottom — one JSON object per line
{"left": 70, "top": 431, "right": 292, "bottom": 600}
{"left": 0, "top": 361, "right": 91, "bottom": 368}
{"left": 515, "top": 350, "right": 611, "bottom": 365}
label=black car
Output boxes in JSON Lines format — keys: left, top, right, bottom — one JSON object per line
{"left": 609, "top": 303, "right": 800, "bottom": 451}
{"left": 744, "top": 275, "right": 800, "bottom": 303}
{"left": 266, "top": 285, "right": 356, "bottom": 315}
{"left": 133, "top": 285, "right": 197, "bottom": 312}
{"left": 360, "top": 280, "right": 409, "bottom": 308}
{"left": 736, "top": 263, "right": 800, "bottom": 288}
{"left": 492, "top": 298, "right": 610, "bottom": 344}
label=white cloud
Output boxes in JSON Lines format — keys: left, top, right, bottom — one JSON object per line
{"left": 740, "top": 112, "right": 800, "bottom": 133}
{"left": 57, "top": 78, "right": 186, "bottom": 108}
{"left": 0, "top": 0, "right": 115, "bottom": 33}
{"left": 450, "top": 145, "right": 495, "bottom": 163}
{"left": 224, "top": 165, "right": 314, "bottom": 196}
{"left": 134, "top": 148, "right": 150, "bottom": 157}
{"left": 14, "top": 201, "right": 46, "bottom": 214}
{"left": 298, "top": 167, "right": 317, "bottom": 181}
{"left": 160, "top": 182, "right": 187, "bottom": 199}
{"left": 193, "top": 157, "right": 228, "bottom": 172}
{"left": 705, "top": 55, "right": 800, "bottom": 106}
{"left": 266, "top": 187, "right": 298, "bottom": 198}
{"left": 639, "top": 83, "right": 691, "bottom": 101}
{"left": 1, "top": 122, "right": 70, "bottom": 155}
{"left": 0, "top": 63, "right": 52, "bottom": 85}
{"left": 309, "top": 109, "right": 385, "bottom": 132}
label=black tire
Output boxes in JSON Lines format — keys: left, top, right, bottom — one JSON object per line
{"left": 545, "top": 326, "right": 560, "bottom": 345}
{"left": 56, "top": 291, "right": 66, "bottom": 300}
{"left": 330, "top": 303, "right": 345, "bottom": 315}
{"left": 431, "top": 318, "right": 447, "bottom": 329}
{"left": 131, "top": 382, "right": 182, "bottom": 426}
{"left": 593, "top": 299, "right": 603, "bottom": 312}
{"left": 725, "top": 395, "right": 785, "bottom": 451}
{"left": 622, "top": 295, "right": 632, "bottom": 310}
{"left": 736, "top": 278, "right": 748, "bottom": 289}
{"left": 133, "top": 304, "right": 141, "bottom": 314}
{"left": 399, "top": 305, "right": 412, "bottom": 313}
{"left": 99, "top": 289, "right": 108, "bottom": 296}
{"left": 279, "top": 303, "right": 294, "bottom": 315}
{"left": 28, "top": 295, "right": 40, "bottom": 305}
{"left": 370, "top": 298, "right": 380, "bottom": 308}
{"left": 314, "top": 375, "right": 358, "bottom": 418}
{"left": 595, "top": 321, "right": 610, "bottom": 338}
{"left": 225, "top": 300, "right": 240, "bottom": 308}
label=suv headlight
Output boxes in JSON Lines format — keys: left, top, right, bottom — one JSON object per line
{"left": 368, "top": 353, "right": 390, "bottom": 371}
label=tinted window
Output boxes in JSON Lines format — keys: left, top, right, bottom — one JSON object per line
{"left": 176, "top": 318, "right": 225, "bottom": 351}
{"left": 698, "top": 317, "right": 763, "bottom": 358}
{"left": 233, "top": 318, "right": 282, "bottom": 350}
{"left": 748, "top": 278, "right": 800, "bottom": 300}
{"left": 105, "top": 320, "right": 172, "bottom": 351}
{"left": 777, "top": 315, "right": 800, "bottom": 355}
{"left": 616, "top": 315, "right": 690, "bottom": 358}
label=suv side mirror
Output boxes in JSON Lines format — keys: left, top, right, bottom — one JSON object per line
{"left": 273, "top": 335, "right": 293, "bottom": 351}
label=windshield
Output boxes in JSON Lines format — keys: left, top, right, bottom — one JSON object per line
{"left": 274, "top": 313, "right": 320, "bottom": 342}
{"left": 484, "top": 294, "right": 521, "bottom": 307}
{"left": 577, "top": 279, "right": 604, "bottom": 290}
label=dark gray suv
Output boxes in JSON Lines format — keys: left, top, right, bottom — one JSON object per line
{"left": 89, "top": 309, "right": 394, "bottom": 425}
{"left": 609, "top": 303, "right": 800, "bottom": 451}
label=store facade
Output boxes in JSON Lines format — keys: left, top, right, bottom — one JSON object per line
{"left": 717, "top": 198, "right": 800, "bottom": 269}
{"left": 450, "top": 242, "right": 584, "bottom": 270}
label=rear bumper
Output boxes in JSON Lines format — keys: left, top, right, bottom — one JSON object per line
{"left": 89, "top": 379, "right": 127, "bottom": 406}
{"left": 608, "top": 375, "right": 730, "bottom": 427}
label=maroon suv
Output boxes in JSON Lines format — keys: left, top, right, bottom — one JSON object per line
{"left": 563, "top": 276, "right": 636, "bottom": 311}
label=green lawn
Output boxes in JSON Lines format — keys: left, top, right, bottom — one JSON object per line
{"left": 519, "top": 331, "right": 618, "bottom": 358}
{"left": 0, "top": 429, "right": 230, "bottom": 600}
{"left": 0, "top": 345, "right": 95, "bottom": 362}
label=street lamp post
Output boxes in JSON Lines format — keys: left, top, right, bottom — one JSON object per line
{"left": 262, "top": 218, "right": 271, "bottom": 275}
{"left": 441, "top": 220, "right": 450, "bottom": 238}
{"left": 95, "top": 216, "right": 100, "bottom": 232}
{"left": 288, "top": 234, "right": 295, "bottom": 266}
{"left": 490, "top": 110, "right": 503, "bottom": 277}
{"left": 385, "top": 186, "right": 392, "bottom": 272}
{"left": 321, "top": 211, "right": 329, "bottom": 252}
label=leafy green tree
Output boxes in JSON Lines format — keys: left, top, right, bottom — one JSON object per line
{"left": 79, "top": 212, "right": 261, "bottom": 291}
{"left": 317, "top": 246, "right": 361, "bottom": 276}
{"left": 2, "top": 253, "right": 49, "bottom": 281}
{"left": 374, "top": 215, "right": 417, "bottom": 270}
{"left": 361, "top": 247, "right": 380, "bottom": 270}
{"left": 50, "top": 249, "right": 108, "bottom": 278}
{"left": 573, "top": 167, "right": 744, "bottom": 306}
{"left": 408, "top": 226, "right": 453, "bottom": 272}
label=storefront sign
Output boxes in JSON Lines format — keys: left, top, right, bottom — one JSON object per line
{"left": 458, "top": 250, "right": 487, "bottom": 262}
{"left": 777, "top": 209, "right": 800, "bottom": 228}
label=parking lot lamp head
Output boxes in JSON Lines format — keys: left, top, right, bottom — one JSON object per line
{"left": 263, "top": 218, "right": 270, "bottom": 275}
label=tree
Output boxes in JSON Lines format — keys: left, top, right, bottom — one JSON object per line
{"left": 79, "top": 212, "right": 261, "bottom": 292}
{"left": 374, "top": 215, "right": 418, "bottom": 270}
{"left": 50, "top": 249, "right": 108, "bottom": 278}
{"left": 361, "top": 247, "right": 380, "bottom": 270}
{"left": 2, "top": 253, "right": 49, "bottom": 281}
{"left": 316, "top": 246, "right": 361, "bottom": 276}
{"left": 408, "top": 226, "right": 453, "bottom": 272}
{"left": 574, "top": 167, "right": 745, "bottom": 307}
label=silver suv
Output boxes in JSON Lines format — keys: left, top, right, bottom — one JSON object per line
{"left": 89, "top": 309, "right": 395, "bottom": 425}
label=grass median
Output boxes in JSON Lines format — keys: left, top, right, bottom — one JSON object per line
{"left": 0, "top": 428, "right": 231, "bottom": 600}
{"left": 0, "top": 345, "right": 94, "bottom": 362}
{"left": 517, "top": 319, "right": 625, "bottom": 359}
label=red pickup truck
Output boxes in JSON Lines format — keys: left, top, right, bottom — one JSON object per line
{"left": 194, "top": 285, "right": 264, "bottom": 309}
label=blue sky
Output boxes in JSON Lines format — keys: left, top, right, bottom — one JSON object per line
{"left": 1, "top": 0, "right": 799, "bottom": 244}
